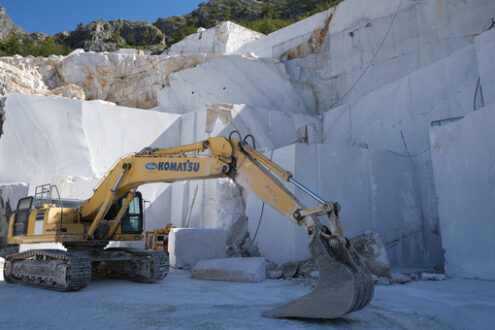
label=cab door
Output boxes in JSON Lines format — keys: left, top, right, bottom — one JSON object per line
{"left": 12, "top": 197, "right": 33, "bottom": 236}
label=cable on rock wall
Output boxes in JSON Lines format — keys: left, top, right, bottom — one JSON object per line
{"left": 322, "top": 0, "right": 405, "bottom": 109}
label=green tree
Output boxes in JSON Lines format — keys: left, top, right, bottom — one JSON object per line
{"left": 141, "top": 29, "right": 151, "bottom": 44}
{"left": 170, "top": 25, "right": 198, "bottom": 45}
{"left": 261, "top": 4, "right": 274, "bottom": 18}
{"left": 0, "top": 34, "right": 71, "bottom": 57}
{"left": 39, "top": 37, "right": 70, "bottom": 57}
{"left": 126, "top": 34, "right": 136, "bottom": 46}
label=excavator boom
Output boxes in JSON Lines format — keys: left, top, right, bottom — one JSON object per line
{"left": 4, "top": 134, "right": 373, "bottom": 319}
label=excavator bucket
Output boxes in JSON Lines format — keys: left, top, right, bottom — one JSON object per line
{"left": 263, "top": 234, "right": 374, "bottom": 319}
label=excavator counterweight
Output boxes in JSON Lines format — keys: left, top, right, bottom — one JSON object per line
{"left": 3, "top": 134, "right": 373, "bottom": 319}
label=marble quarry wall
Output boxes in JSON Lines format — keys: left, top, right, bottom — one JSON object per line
{"left": 245, "top": 144, "right": 424, "bottom": 265}
{"left": 320, "top": 45, "right": 481, "bottom": 267}
{"left": 0, "top": 94, "right": 180, "bottom": 185}
{"left": 476, "top": 27, "right": 495, "bottom": 107}
{"left": 239, "top": 0, "right": 495, "bottom": 112}
{"left": 0, "top": 0, "right": 494, "bottom": 276}
{"left": 427, "top": 27, "right": 495, "bottom": 280}
{"left": 430, "top": 105, "right": 495, "bottom": 280}
{"left": 156, "top": 55, "right": 316, "bottom": 114}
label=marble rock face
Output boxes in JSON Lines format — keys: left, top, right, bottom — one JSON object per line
{"left": 237, "top": 9, "right": 333, "bottom": 59}
{"left": 58, "top": 50, "right": 216, "bottom": 109}
{"left": 475, "top": 28, "right": 495, "bottom": 107}
{"left": 241, "top": 0, "right": 495, "bottom": 113}
{"left": 321, "top": 45, "right": 482, "bottom": 268}
{"left": 167, "top": 21, "right": 264, "bottom": 56}
{"left": 430, "top": 105, "right": 495, "bottom": 281}
{"left": 0, "top": 50, "right": 217, "bottom": 110}
{"left": 0, "top": 56, "right": 78, "bottom": 100}
{"left": 244, "top": 143, "right": 425, "bottom": 267}
{"left": 156, "top": 55, "right": 315, "bottom": 115}
{"left": 0, "top": 94, "right": 180, "bottom": 185}
{"left": 175, "top": 103, "right": 322, "bottom": 149}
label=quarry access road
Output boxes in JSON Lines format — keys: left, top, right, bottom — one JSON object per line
{"left": 0, "top": 269, "right": 494, "bottom": 329}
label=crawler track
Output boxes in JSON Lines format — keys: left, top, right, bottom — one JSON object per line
{"left": 91, "top": 248, "right": 169, "bottom": 283}
{"left": 3, "top": 249, "right": 91, "bottom": 291}
{"left": 127, "top": 249, "right": 170, "bottom": 283}
{"left": 3, "top": 247, "right": 169, "bottom": 291}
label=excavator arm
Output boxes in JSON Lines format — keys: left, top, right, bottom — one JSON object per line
{"left": 77, "top": 135, "right": 373, "bottom": 319}
{"left": 80, "top": 136, "right": 328, "bottom": 235}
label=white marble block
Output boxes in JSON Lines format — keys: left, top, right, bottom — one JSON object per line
{"left": 167, "top": 21, "right": 264, "bottom": 56}
{"left": 169, "top": 228, "right": 227, "bottom": 269}
{"left": 192, "top": 257, "right": 266, "bottom": 283}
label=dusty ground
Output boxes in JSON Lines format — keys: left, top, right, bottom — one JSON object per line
{"left": 0, "top": 268, "right": 494, "bottom": 329}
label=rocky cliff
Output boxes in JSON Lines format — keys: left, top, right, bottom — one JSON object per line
{"left": 0, "top": 5, "right": 24, "bottom": 39}
{"left": 54, "top": 19, "right": 166, "bottom": 53}
{"left": 0, "top": 49, "right": 218, "bottom": 110}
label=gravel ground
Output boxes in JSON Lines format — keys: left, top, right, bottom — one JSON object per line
{"left": 0, "top": 268, "right": 494, "bottom": 329}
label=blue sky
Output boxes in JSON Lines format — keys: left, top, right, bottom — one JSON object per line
{"left": 1, "top": 0, "right": 206, "bottom": 35}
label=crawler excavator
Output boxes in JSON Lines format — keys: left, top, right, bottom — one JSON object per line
{"left": 3, "top": 134, "right": 373, "bottom": 319}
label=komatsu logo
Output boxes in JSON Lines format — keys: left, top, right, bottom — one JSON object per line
{"left": 145, "top": 161, "right": 200, "bottom": 172}
{"left": 145, "top": 163, "right": 157, "bottom": 170}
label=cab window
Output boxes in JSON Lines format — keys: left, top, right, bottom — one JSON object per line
{"left": 106, "top": 192, "right": 143, "bottom": 234}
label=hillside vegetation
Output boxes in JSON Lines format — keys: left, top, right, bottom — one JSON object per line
{"left": 0, "top": 0, "right": 343, "bottom": 57}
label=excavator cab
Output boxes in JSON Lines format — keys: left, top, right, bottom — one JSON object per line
{"left": 12, "top": 197, "right": 33, "bottom": 236}
{"left": 11, "top": 184, "right": 83, "bottom": 238}
{"left": 8, "top": 185, "right": 144, "bottom": 241}
{"left": 106, "top": 192, "right": 144, "bottom": 235}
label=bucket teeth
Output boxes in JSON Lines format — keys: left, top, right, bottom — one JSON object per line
{"left": 263, "top": 234, "right": 374, "bottom": 319}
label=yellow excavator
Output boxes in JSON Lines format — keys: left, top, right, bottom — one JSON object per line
{"left": 3, "top": 134, "right": 373, "bottom": 319}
